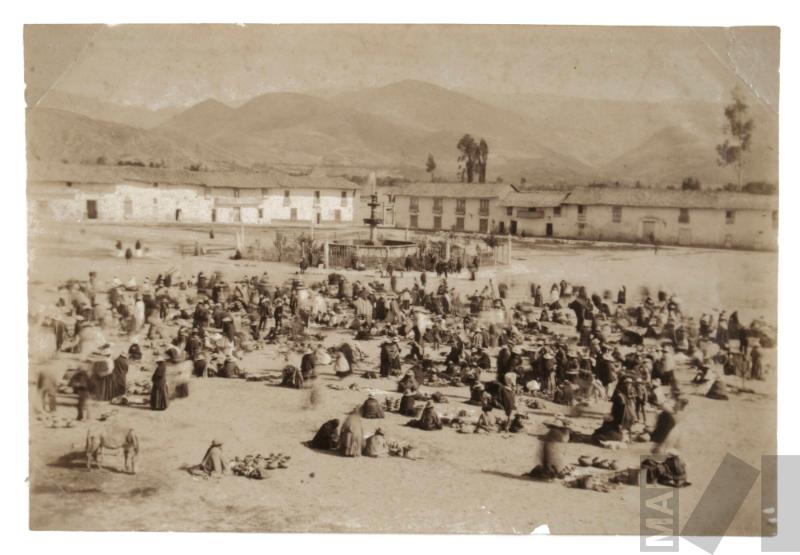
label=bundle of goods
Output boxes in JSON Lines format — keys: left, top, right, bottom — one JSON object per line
{"left": 231, "top": 453, "right": 291, "bottom": 479}
{"left": 128, "top": 379, "right": 152, "bottom": 396}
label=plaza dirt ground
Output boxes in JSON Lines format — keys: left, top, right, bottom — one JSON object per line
{"left": 27, "top": 221, "right": 777, "bottom": 534}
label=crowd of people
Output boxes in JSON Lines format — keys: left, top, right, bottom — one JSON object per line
{"left": 33, "top": 244, "right": 774, "bottom": 480}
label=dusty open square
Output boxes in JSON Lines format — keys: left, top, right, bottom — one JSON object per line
{"left": 28, "top": 221, "right": 776, "bottom": 534}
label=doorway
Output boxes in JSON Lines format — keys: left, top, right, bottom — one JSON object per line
{"left": 498, "top": 222, "right": 505, "bottom": 234}
{"left": 510, "top": 220, "right": 518, "bottom": 235}
{"left": 290, "top": 208, "right": 298, "bottom": 221}
{"left": 545, "top": 223, "right": 553, "bottom": 237}
{"left": 642, "top": 221, "right": 656, "bottom": 242}
{"left": 679, "top": 228, "right": 692, "bottom": 246}
{"left": 86, "top": 200, "right": 98, "bottom": 220}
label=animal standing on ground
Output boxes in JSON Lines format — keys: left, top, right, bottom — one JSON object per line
{"left": 85, "top": 426, "right": 139, "bottom": 474}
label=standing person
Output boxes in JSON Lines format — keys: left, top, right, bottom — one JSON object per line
{"left": 258, "top": 295, "right": 272, "bottom": 333}
{"left": 68, "top": 369, "right": 93, "bottom": 421}
{"left": 405, "top": 255, "right": 413, "bottom": 272}
{"left": 497, "top": 375, "right": 517, "bottom": 431}
{"left": 133, "top": 294, "right": 145, "bottom": 331}
{"left": 738, "top": 326, "right": 749, "bottom": 354}
{"left": 339, "top": 409, "right": 364, "bottom": 457}
{"left": 273, "top": 300, "right": 284, "bottom": 332}
{"left": 149, "top": 359, "right": 169, "bottom": 411}
{"left": 617, "top": 285, "right": 627, "bottom": 305}
{"left": 750, "top": 345, "right": 764, "bottom": 380}
{"left": 420, "top": 270, "right": 427, "bottom": 289}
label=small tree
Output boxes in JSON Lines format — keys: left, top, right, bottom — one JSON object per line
{"left": 717, "top": 90, "right": 754, "bottom": 189}
{"left": 478, "top": 138, "right": 489, "bottom": 183}
{"left": 425, "top": 153, "right": 437, "bottom": 181}
{"left": 681, "top": 176, "right": 701, "bottom": 191}
{"left": 296, "top": 233, "right": 316, "bottom": 260}
{"left": 457, "top": 134, "right": 478, "bottom": 183}
{"left": 273, "top": 231, "right": 288, "bottom": 262}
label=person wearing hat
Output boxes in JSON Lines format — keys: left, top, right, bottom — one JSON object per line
{"left": 198, "top": 439, "right": 228, "bottom": 476}
{"left": 410, "top": 400, "right": 442, "bottom": 431}
{"left": 149, "top": 359, "right": 169, "bottom": 411}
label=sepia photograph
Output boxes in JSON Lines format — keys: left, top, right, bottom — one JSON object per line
{"left": 23, "top": 22, "right": 781, "bottom": 538}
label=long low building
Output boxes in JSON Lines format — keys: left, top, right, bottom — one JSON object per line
{"left": 389, "top": 181, "right": 778, "bottom": 250}
{"left": 27, "top": 163, "right": 361, "bottom": 226}
{"left": 555, "top": 187, "right": 778, "bottom": 250}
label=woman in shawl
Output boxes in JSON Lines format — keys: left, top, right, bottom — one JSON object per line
{"left": 310, "top": 419, "right": 340, "bottom": 450}
{"left": 339, "top": 409, "right": 364, "bottom": 457}
{"left": 149, "top": 360, "right": 169, "bottom": 410}
{"left": 360, "top": 393, "right": 385, "bottom": 419}
{"left": 333, "top": 350, "right": 352, "bottom": 378}
{"left": 410, "top": 401, "right": 442, "bottom": 431}
{"left": 364, "top": 428, "right": 388, "bottom": 457}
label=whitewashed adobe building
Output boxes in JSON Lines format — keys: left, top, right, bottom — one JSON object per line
{"left": 557, "top": 187, "right": 778, "bottom": 250}
{"left": 392, "top": 182, "right": 516, "bottom": 233}
{"left": 27, "top": 164, "right": 360, "bottom": 226}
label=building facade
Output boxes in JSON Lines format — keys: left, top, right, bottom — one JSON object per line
{"left": 392, "top": 182, "right": 516, "bottom": 233}
{"left": 556, "top": 188, "right": 778, "bottom": 250}
{"left": 27, "top": 164, "right": 360, "bottom": 227}
{"left": 495, "top": 191, "right": 569, "bottom": 237}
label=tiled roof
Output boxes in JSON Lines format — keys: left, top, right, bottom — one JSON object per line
{"left": 26, "top": 163, "right": 356, "bottom": 190}
{"left": 499, "top": 190, "right": 569, "bottom": 208}
{"left": 393, "top": 182, "right": 516, "bottom": 199}
{"left": 563, "top": 187, "right": 778, "bottom": 211}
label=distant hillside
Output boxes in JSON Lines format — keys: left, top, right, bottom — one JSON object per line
{"left": 28, "top": 88, "right": 182, "bottom": 129}
{"left": 26, "top": 107, "right": 243, "bottom": 170}
{"left": 463, "top": 88, "right": 778, "bottom": 185}
{"left": 26, "top": 80, "right": 778, "bottom": 187}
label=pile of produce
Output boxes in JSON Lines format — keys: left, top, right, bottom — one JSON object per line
{"left": 231, "top": 453, "right": 291, "bottom": 480}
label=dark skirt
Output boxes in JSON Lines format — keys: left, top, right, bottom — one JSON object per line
{"left": 150, "top": 381, "right": 169, "bottom": 410}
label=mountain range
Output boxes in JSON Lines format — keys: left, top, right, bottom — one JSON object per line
{"left": 26, "top": 79, "right": 779, "bottom": 187}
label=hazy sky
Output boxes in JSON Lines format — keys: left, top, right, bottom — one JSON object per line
{"left": 24, "top": 24, "right": 779, "bottom": 110}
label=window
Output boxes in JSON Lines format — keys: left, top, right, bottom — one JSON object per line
{"left": 553, "top": 207, "right": 562, "bottom": 217}
{"left": 409, "top": 197, "right": 419, "bottom": 213}
{"left": 679, "top": 208, "right": 690, "bottom": 223}
{"left": 479, "top": 199, "right": 490, "bottom": 216}
{"left": 479, "top": 218, "right": 489, "bottom": 233}
{"left": 261, "top": 188, "right": 269, "bottom": 198}
{"left": 341, "top": 190, "right": 348, "bottom": 207}
{"left": 283, "top": 190, "right": 291, "bottom": 207}
{"left": 433, "top": 198, "right": 443, "bottom": 214}
{"left": 612, "top": 206, "right": 622, "bottom": 223}
{"left": 314, "top": 191, "right": 321, "bottom": 205}
{"left": 506, "top": 207, "right": 513, "bottom": 216}
{"left": 772, "top": 210, "right": 778, "bottom": 229}
{"left": 410, "top": 214, "right": 419, "bottom": 228}
{"left": 456, "top": 199, "right": 466, "bottom": 215}
{"left": 233, "top": 188, "right": 240, "bottom": 198}
{"left": 258, "top": 208, "right": 264, "bottom": 219}
{"left": 433, "top": 215, "right": 442, "bottom": 230}
{"left": 577, "top": 205, "right": 586, "bottom": 221}
{"left": 455, "top": 217, "right": 465, "bottom": 231}
{"left": 290, "top": 208, "right": 298, "bottom": 221}
{"left": 725, "top": 210, "right": 735, "bottom": 224}
{"left": 211, "top": 209, "right": 217, "bottom": 222}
